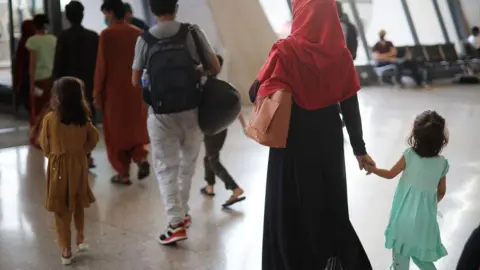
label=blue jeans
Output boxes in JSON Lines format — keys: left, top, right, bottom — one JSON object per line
{"left": 392, "top": 252, "right": 436, "bottom": 270}
{"left": 377, "top": 60, "right": 424, "bottom": 86}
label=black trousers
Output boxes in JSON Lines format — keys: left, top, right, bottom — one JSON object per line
{"left": 262, "top": 102, "right": 372, "bottom": 270}
{"left": 204, "top": 129, "right": 238, "bottom": 190}
{"left": 377, "top": 60, "right": 424, "bottom": 86}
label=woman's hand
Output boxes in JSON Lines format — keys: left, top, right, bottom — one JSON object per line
{"left": 237, "top": 113, "right": 248, "bottom": 136}
{"left": 356, "top": 154, "right": 376, "bottom": 172}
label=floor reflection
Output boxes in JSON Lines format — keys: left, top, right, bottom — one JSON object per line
{"left": 0, "top": 86, "right": 480, "bottom": 269}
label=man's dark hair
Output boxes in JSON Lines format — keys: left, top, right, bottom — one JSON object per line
{"left": 66, "top": 1, "right": 84, "bottom": 25}
{"left": 124, "top": 3, "right": 133, "bottom": 14}
{"left": 32, "top": 14, "right": 49, "bottom": 30}
{"left": 472, "top": 26, "right": 480, "bottom": 35}
{"left": 149, "top": 0, "right": 178, "bottom": 17}
{"left": 101, "top": 0, "right": 126, "bottom": 19}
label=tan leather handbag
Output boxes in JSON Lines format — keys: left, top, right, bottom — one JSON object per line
{"left": 246, "top": 89, "right": 292, "bottom": 148}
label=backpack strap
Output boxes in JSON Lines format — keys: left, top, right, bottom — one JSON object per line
{"left": 188, "top": 24, "right": 209, "bottom": 70}
{"left": 141, "top": 30, "right": 159, "bottom": 47}
{"left": 141, "top": 23, "right": 190, "bottom": 47}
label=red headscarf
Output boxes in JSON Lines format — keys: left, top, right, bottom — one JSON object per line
{"left": 13, "top": 20, "right": 36, "bottom": 91}
{"left": 256, "top": 0, "right": 360, "bottom": 110}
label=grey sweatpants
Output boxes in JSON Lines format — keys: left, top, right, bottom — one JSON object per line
{"left": 147, "top": 108, "right": 203, "bottom": 226}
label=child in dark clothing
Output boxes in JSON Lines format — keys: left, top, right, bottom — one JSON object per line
{"left": 200, "top": 55, "right": 246, "bottom": 207}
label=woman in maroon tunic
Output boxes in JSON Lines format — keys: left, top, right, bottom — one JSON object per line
{"left": 13, "top": 20, "right": 35, "bottom": 112}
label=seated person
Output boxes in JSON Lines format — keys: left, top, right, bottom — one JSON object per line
{"left": 372, "top": 30, "right": 426, "bottom": 88}
{"left": 467, "top": 26, "right": 480, "bottom": 54}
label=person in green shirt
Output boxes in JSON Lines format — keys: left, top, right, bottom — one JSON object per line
{"left": 25, "top": 14, "right": 57, "bottom": 148}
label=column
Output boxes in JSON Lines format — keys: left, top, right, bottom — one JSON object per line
{"left": 207, "top": 0, "right": 277, "bottom": 103}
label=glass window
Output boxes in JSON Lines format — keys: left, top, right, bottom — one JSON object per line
{"left": 437, "top": 0, "right": 462, "bottom": 50}
{"left": 32, "top": 0, "right": 43, "bottom": 14}
{"left": 406, "top": 0, "right": 445, "bottom": 44}
{"left": 12, "top": 0, "right": 33, "bottom": 39}
{"left": 60, "top": 0, "right": 70, "bottom": 9}
{"left": 346, "top": 0, "right": 416, "bottom": 65}
{"left": 362, "top": 0, "right": 415, "bottom": 46}
{"left": 258, "top": 0, "right": 291, "bottom": 38}
{"left": 0, "top": 0, "right": 14, "bottom": 88}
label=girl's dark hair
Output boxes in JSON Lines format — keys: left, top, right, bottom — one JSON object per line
{"left": 51, "top": 77, "right": 90, "bottom": 126}
{"left": 32, "top": 14, "right": 49, "bottom": 30}
{"left": 408, "top": 110, "right": 448, "bottom": 157}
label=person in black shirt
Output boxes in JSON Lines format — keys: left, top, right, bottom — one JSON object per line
{"left": 53, "top": 0, "right": 99, "bottom": 168}
{"left": 124, "top": 3, "right": 149, "bottom": 31}
{"left": 372, "top": 30, "right": 426, "bottom": 88}
{"left": 336, "top": 1, "right": 358, "bottom": 60}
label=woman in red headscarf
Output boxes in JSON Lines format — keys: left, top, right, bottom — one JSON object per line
{"left": 13, "top": 20, "right": 36, "bottom": 112}
{"left": 250, "top": 0, "right": 375, "bottom": 269}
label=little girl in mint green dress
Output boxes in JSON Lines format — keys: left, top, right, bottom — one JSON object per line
{"left": 366, "top": 110, "right": 449, "bottom": 270}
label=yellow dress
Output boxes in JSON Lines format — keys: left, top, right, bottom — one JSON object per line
{"left": 39, "top": 112, "right": 99, "bottom": 213}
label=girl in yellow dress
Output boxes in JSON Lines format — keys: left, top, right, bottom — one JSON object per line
{"left": 39, "top": 77, "right": 99, "bottom": 265}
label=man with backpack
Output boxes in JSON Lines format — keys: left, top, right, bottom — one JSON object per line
{"left": 336, "top": 1, "right": 358, "bottom": 60}
{"left": 131, "top": 0, "right": 220, "bottom": 245}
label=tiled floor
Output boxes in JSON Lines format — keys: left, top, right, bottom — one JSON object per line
{"left": 1, "top": 85, "right": 480, "bottom": 269}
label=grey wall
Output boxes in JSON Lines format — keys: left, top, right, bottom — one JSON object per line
{"left": 459, "top": 0, "right": 480, "bottom": 30}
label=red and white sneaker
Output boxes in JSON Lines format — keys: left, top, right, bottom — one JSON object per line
{"left": 182, "top": 215, "right": 192, "bottom": 229}
{"left": 158, "top": 224, "right": 187, "bottom": 245}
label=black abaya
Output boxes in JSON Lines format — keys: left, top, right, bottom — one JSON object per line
{"left": 259, "top": 91, "right": 373, "bottom": 270}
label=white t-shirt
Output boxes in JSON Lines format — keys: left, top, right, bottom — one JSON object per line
{"left": 468, "top": 35, "right": 480, "bottom": 49}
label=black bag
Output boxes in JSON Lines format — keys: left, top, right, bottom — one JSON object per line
{"left": 141, "top": 24, "right": 201, "bottom": 114}
{"left": 189, "top": 29, "right": 241, "bottom": 135}
{"left": 198, "top": 78, "right": 241, "bottom": 135}
{"left": 454, "top": 75, "right": 480, "bottom": 84}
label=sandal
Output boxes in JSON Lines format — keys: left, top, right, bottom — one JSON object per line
{"left": 87, "top": 157, "right": 96, "bottom": 169}
{"left": 200, "top": 187, "right": 215, "bottom": 197}
{"left": 77, "top": 243, "right": 89, "bottom": 253}
{"left": 61, "top": 249, "right": 74, "bottom": 265}
{"left": 137, "top": 161, "right": 150, "bottom": 180}
{"left": 222, "top": 195, "right": 246, "bottom": 208}
{"left": 61, "top": 255, "right": 74, "bottom": 265}
{"left": 110, "top": 174, "right": 132, "bottom": 186}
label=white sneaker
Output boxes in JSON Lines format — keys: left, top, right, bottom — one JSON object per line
{"left": 77, "top": 243, "right": 89, "bottom": 252}
{"left": 61, "top": 255, "right": 74, "bottom": 265}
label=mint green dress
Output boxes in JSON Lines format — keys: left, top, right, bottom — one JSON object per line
{"left": 385, "top": 148, "right": 449, "bottom": 261}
